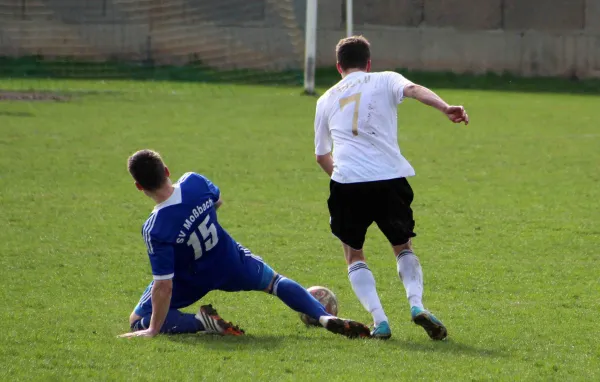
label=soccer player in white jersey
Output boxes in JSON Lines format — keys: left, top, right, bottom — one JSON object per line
{"left": 313, "top": 36, "right": 469, "bottom": 340}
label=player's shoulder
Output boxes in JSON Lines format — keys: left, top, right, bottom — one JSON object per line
{"left": 144, "top": 198, "right": 184, "bottom": 243}
{"left": 142, "top": 211, "right": 157, "bottom": 231}
{"left": 376, "top": 70, "right": 400, "bottom": 76}
{"left": 176, "top": 172, "right": 214, "bottom": 188}
{"left": 316, "top": 89, "right": 333, "bottom": 106}
{"left": 370, "top": 70, "right": 397, "bottom": 81}
{"left": 177, "top": 171, "right": 202, "bottom": 184}
{"left": 376, "top": 70, "right": 412, "bottom": 84}
{"left": 142, "top": 210, "right": 165, "bottom": 242}
{"left": 141, "top": 209, "right": 178, "bottom": 251}
{"left": 176, "top": 171, "right": 220, "bottom": 201}
{"left": 143, "top": 179, "right": 191, "bottom": 241}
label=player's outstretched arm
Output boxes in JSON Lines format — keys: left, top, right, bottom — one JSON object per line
{"left": 404, "top": 84, "right": 469, "bottom": 125}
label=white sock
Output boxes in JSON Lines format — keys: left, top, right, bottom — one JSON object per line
{"left": 396, "top": 250, "right": 424, "bottom": 309}
{"left": 348, "top": 261, "right": 388, "bottom": 325}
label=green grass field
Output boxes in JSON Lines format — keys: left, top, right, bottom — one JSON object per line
{"left": 1, "top": 76, "right": 599, "bottom": 381}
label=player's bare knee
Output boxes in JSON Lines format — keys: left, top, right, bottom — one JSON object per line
{"left": 343, "top": 244, "right": 365, "bottom": 264}
{"left": 392, "top": 240, "right": 412, "bottom": 257}
{"left": 346, "top": 252, "right": 365, "bottom": 264}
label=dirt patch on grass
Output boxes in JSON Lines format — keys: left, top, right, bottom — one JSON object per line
{"left": 0, "top": 90, "right": 70, "bottom": 102}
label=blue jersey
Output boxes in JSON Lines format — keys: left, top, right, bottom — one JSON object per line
{"left": 134, "top": 172, "right": 275, "bottom": 316}
{"left": 141, "top": 172, "right": 247, "bottom": 291}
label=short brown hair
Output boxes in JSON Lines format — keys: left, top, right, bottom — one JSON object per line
{"left": 127, "top": 149, "right": 167, "bottom": 191}
{"left": 336, "top": 36, "right": 371, "bottom": 71}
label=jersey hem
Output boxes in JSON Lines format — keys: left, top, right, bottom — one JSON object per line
{"left": 153, "top": 273, "right": 174, "bottom": 280}
{"left": 331, "top": 172, "right": 415, "bottom": 184}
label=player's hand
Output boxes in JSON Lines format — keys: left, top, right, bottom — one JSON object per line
{"left": 444, "top": 105, "right": 469, "bottom": 125}
{"left": 117, "top": 328, "right": 159, "bottom": 339}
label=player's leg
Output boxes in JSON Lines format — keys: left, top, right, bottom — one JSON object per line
{"left": 266, "top": 272, "right": 329, "bottom": 319}
{"left": 391, "top": 240, "right": 423, "bottom": 310}
{"left": 129, "top": 308, "right": 204, "bottom": 334}
{"left": 129, "top": 282, "right": 243, "bottom": 335}
{"left": 328, "top": 180, "right": 390, "bottom": 338}
{"left": 392, "top": 242, "right": 446, "bottom": 340}
{"left": 235, "top": 244, "right": 369, "bottom": 338}
{"left": 377, "top": 178, "right": 447, "bottom": 340}
{"left": 343, "top": 243, "right": 390, "bottom": 339}
{"left": 234, "top": 246, "right": 331, "bottom": 319}
{"left": 128, "top": 282, "right": 203, "bottom": 334}
{"left": 194, "top": 304, "right": 245, "bottom": 336}
{"left": 264, "top": 271, "right": 370, "bottom": 339}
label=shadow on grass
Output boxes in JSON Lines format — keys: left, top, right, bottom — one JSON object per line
{"left": 166, "top": 332, "right": 505, "bottom": 358}
{"left": 1, "top": 56, "right": 600, "bottom": 96}
{"left": 385, "top": 337, "right": 507, "bottom": 358}
{"left": 165, "top": 333, "right": 285, "bottom": 351}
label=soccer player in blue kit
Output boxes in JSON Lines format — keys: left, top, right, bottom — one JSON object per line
{"left": 118, "top": 149, "right": 370, "bottom": 339}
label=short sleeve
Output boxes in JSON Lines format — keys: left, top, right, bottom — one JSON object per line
{"left": 188, "top": 173, "right": 220, "bottom": 201}
{"left": 314, "top": 99, "right": 332, "bottom": 155}
{"left": 145, "top": 235, "right": 175, "bottom": 280}
{"left": 201, "top": 175, "right": 220, "bottom": 201}
{"left": 386, "top": 71, "right": 414, "bottom": 105}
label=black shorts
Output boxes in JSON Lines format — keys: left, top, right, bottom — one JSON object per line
{"left": 327, "top": 177, "right": 416, "bottom": 250}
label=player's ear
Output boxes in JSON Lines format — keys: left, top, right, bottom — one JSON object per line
{"left": 165, "top": 166, "right": 170, "bottom": 177}
{"left": 336, "top": 62, "right": 343, "bottom": 75}
{"left": 135, "top": 182, "right": 144, "bottom": 191}
{"left": 366, "top": 60, "right": 372, "bottom": 72}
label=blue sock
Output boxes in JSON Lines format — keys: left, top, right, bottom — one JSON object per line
{"left": 271, "top": 275, "right": 330, "bottom": 320}
{"left": 131, "top": 309, "right": 204, "bottom": 334}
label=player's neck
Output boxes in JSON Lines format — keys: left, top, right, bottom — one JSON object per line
{"left": 149, "top": 183, "right": 175, "bottom": 205}
{"left": 341, "top": 68, "right": 366, "bottom": 78}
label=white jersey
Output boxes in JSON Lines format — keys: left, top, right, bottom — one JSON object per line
{"left": 314, "top": 71, "right": 415, "bottom": 184}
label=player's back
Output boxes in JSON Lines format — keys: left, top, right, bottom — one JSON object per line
{"left": 142, "top": 172, "right": 240, "bottom": 289}
{"left": 315, "top": 71, "right": 415, "bottom": 183}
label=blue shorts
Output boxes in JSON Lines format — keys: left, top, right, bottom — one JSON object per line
{"left": 134, "top": 244, "right": 275, "bottom": 317}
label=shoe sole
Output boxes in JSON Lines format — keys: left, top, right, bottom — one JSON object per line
{"left": 370, "top": 332, "right": 392, "bottom": 340}
{"left": 199, "top": 304, "right": 245, "bottom": 336}
{"left": 325, "top": 318, "right": 371, "bottom": 339}
{"left": 413, "top": 313, "right": 447, "bottom": 341}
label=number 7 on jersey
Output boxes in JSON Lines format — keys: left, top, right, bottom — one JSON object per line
{"left": 339, "top": 93, "right": 362, "bottom": 136}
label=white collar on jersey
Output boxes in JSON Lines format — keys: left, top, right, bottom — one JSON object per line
{"left": 153, "top": 183, "right": 182, "bottom": 212}
{"left": 343, "top": 71, "right": 367, "bottom": 79}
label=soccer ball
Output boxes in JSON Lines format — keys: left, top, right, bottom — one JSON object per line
{"left": 299, "top": 286, "right": 339, "bottom": 326}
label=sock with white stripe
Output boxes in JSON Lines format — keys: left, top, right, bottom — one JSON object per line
{"left": 270, "top": 275, "right": 330, "bottom": 320}
{"left": 348, "top": 261, "right": 388, "bottom": 325}
{"left": 396, "top": 250, "right": 424, "bottom": 309}
{"left": 131, "top": 309, "right": 204, "bottom": 334}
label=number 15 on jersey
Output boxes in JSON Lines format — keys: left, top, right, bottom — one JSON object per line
{"left": 187, "top": 215, "right": 219, "bottom": 260}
